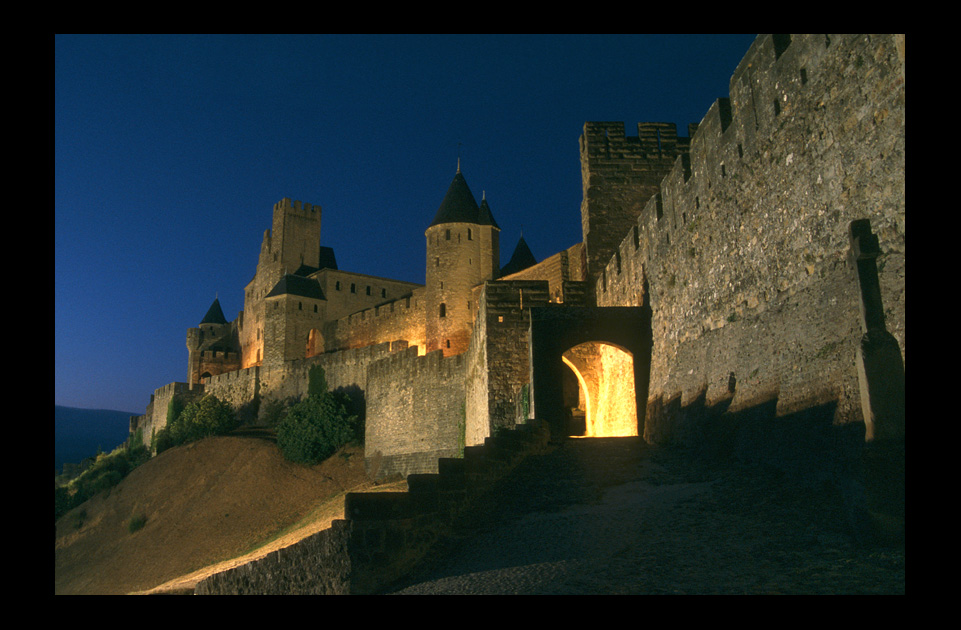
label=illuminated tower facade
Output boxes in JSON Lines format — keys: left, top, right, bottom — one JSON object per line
{"left": 425, "top": 166, "right": 500, "bottom": 356}
{"left": 239, "top": 198, "right": 322, "bottom": 367}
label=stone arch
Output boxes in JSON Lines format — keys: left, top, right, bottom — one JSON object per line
{"left": 561, "top": 342, "right": 637, "bottom": 437}
{"left": 529, "top": 306, "right": 652, "bottom": 439}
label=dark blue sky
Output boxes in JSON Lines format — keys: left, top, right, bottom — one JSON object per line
{"left": 55, "top": 34, "right": 757, "bottom": 413}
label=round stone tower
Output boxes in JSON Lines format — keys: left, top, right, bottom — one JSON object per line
{"left": 425, "top": 166, "right": 500, "bottom": 356}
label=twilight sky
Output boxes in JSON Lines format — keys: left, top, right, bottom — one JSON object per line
{"left": 55, "top": 34, "right": 757, "bottom": 413}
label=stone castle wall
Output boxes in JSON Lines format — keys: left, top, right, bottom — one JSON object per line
{"left": 465, "top": 280, "right": 553, "bottom": 445}
{"left": 315, "top": 269, "right": 423, "bottom": 323}
{"left": 591, "top": 34, "right": 904, "bottom": 475}
{"left": 129, "top": 382, "right": 205, "bottom": 448}
{"left": 201, "top": 341, "right": 407, "bottom": 416}
{"left": 364, "top": 346, "right": 467, "bottom": 479}
{"left": 498, "top": 242, "right": 586, "bottom": 303}
{"left": 129, "top": 34, "right": 903, "bottom": 490}
{"left": 580, "top": 122, "right": 692, "bottom": 285}
{"left": 322, "top": 287, "right": 427, "bottom": 354}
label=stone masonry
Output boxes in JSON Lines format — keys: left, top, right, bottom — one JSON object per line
{"left": 129, "top": 36, "right": 904, "bottom": 521}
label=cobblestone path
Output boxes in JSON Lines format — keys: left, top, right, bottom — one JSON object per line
{"left": 385, "top": 437, "right": 904, "bottom": 595}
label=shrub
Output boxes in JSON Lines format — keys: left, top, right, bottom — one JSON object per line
{"left": 55, "top": 486, "right": 74, "bottom": 520}
{"left": 154, "top": 394, "right": 238, "bottom": 454}
{"left": 166, "top": 394, "right": 185, "bottom": 432}
{"left": 128, "top": 427, "right": 145, "bottom": 451}
{"left": 152, "top": 426, "right": 175, "bottom": 454}
{"left": 277, "top": 390, "right": 358, "bottom": 465}
{"left": 56, "top": 443, "right": 150, "bottom": 521}
{"left": 261, "top": 397, "right": 293, "bottom": 427}
{"left": 128, "top": 513, "right": 147, "bottom": 533}
{"left": 307, "top": 365, "right": 329, "bottom": 398}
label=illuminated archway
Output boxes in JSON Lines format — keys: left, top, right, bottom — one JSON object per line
{"left": 562, "top": 342, "right": 637, "bottom": 437}
{"left": 528, "top": 306, "right": 651, "bottom": 440}
{"left": 306, "top": 328, "right": 324, "bottom": 358}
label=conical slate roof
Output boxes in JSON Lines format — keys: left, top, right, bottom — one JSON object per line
{"left": 200, "top": 298, "right": 228, "bottom": 325}
{"left": 265, "top": 274, "right": 326, "bottom": 300}
{"left": 428, "top": 169, "right": 499, "bottom": 229}
{"left": 500, "top": 235, "right": 537, "bottom": 276}
{"left": 478, "top": 196, "right": 500, "bottom": 230}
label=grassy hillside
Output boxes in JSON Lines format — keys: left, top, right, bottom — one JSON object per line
{"left": 54, "top": 435, "right": 402, "bottom": 595}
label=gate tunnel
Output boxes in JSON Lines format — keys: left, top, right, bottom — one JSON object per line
{"left": 529, "top": 306, "right": 652, "bottom": 440}
{"left": 562, "top": 342, "right": 637, "bottom": 437}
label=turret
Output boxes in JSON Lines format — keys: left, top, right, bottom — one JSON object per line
{"left": 187, "top": 297, "right": 240, "bottom": 386}
{"left": 500, "top": 234, "right": 537, "bottom": 277}
{"left": 425, "top": 166, "right": 500, "bottom": 356}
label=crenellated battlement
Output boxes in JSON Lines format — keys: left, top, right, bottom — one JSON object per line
{"left": 117, "top": 36, "right": 903, "bottom": 555}
{"left": 595, "top": 35, "right": 905, "bottom": 285}
{"left": 581, "top": 121, "right": 693, "bottom": 161}
{"left": 273, "top": 197, "right": 320, "bottom": 215}
{"left": 592, "top": 34, "right": 904, "bottom": 440}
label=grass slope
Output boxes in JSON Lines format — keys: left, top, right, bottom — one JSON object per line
{"left": 54, "top": 435, "right": 397, "bottom": 595}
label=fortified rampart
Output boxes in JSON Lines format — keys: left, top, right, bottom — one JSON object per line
{"left": 580, "top": 122, "right": 693, "bottom": 286}
{"left": 128, "top": 382, "right": 205, "bottom": 447}
{"left": 591, "top": 34, "right": 904, "bottom": 479}
{"left": 122, "top": 36, "right": 903, "bottom": 588}
{"left": 497, "top": 242, "right": 587, "bottom": 303}
{"left": 365, "top": 346, "right": 467, "bottom": 479}
{"left": 209, "top": 341, "right": 409, "bottom": 414}
{"left": 465, "top": 280, "right": 553, "bottom": 445}
{"left": 130, "top": 342, "right": 409, "bottom": 444}
{"left": 322, "top": 287, "right": 427, "bottom": 354}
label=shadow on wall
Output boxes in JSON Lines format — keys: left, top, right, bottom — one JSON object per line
{"left": 333, "top": 384, "right": 366, "bottom": 437}
{"left": 644, "top": 388, "right": 903, "bottom": 545}
{"left": 645, "top": 388, "right": 862, "bottom": 484}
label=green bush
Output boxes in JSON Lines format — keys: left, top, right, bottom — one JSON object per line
{"left": 261, "top": 397, "right": 293, "bottom": 427}
{"left": 167, "top": 394, "right": 185, "bottom": 427}
{"left": 154, "top": 394, "right": 238, "bottom": 454}
{"left": 55, "top": 486, "right": 74, "bottom": 520}
{"left": 276, "top": 390, "right": 358, "bottom": 465}
{"left": 128, "top": 513, "right": 147, "bottom": 533}
{"left": 307, "top": 365, "right": 328, "bottom": 398}
{"left": 128, "top": 427, "right": 145, "bottom": 451}
{"left": 56, "top": 443, "right": 150, "bottom": 521}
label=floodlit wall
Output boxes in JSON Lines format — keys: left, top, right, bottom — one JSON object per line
{"left": 590, "top": 34, "right": 904, "bottom": 477}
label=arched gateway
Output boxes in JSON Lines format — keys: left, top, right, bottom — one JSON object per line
{"left": 528, "top": 306, "right": 652, "bottom": 440}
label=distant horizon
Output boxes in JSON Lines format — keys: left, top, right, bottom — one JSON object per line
{"left": 56, "top": 34, "right": 758, "bottom": 413}
{"left": 56, "top": 403, "right": 141, "bottom": 414}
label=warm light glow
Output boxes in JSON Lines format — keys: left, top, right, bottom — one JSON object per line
{"left": 562, "top": 355, "right": 591, "bottom": 430}
{"left": 563, "top": 342, "right": 637, "bottom": 437}
{"left": 593, "top": 343, "right": 637, "bottom": 436}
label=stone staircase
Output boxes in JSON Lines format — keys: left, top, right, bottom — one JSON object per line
{"left": 192, "top": 420, "right": 551, "bottom": 594}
